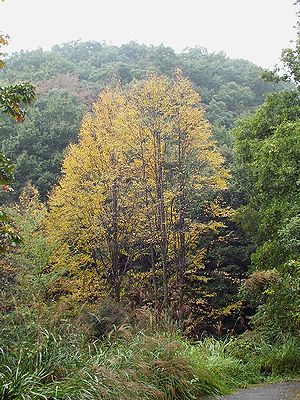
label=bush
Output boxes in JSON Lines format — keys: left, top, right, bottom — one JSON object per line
{"left": 251, "top": 262, "right": 300, "bottom": 340}
{"left": 229, "top": 331, "right": 300, "bottom": 379}
{"left": 239, "top": 269, "right": 278, "bottom": 308}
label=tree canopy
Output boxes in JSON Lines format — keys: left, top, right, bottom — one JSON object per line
{"left": 47, "top": 73, "right": 231, "bottom": 324}
{"left": 233, "top": 18, "right": 300, "bottom": 337}
{"left": 0, "top": 41, "right": 283, "bottom": 200}
{"left": 234, "top": 90, "right": 300, "bottom": 269}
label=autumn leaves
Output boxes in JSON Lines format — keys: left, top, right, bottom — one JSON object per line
{"left": 47, "top": 72, "right": 229, "bottom": 313}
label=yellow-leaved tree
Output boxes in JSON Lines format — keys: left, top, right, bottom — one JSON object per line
{"left": 47, "top": 71, "right": 230, "bottom": 315}
{"left": 47, "top": 87, "right": 142, "bottom": 301}
{"left": 126, "top": 71, "right": 230, "bottom": 319}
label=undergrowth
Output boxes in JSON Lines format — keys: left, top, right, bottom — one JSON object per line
{"left": 0, "top": 318, "right": 230, "bottom": 400}
{"left": 0, "top": 308, "right": 299, "bottom": 400}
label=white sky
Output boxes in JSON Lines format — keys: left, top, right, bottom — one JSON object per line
{"left": 1, "top": 0, "right": 298, "bottom": 68}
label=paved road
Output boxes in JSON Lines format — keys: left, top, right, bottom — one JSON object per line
{"left": 203, "top": 381, "right": 300, "bottom": 400}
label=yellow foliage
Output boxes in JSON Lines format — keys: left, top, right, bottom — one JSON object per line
{"left": 47, "top": 72, "right": 230, "bottom": 303}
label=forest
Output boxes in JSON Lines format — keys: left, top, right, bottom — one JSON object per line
{"left": 0, "top": 10, "right": 299, "bottom": 400}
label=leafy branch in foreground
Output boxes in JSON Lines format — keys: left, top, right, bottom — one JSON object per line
{"left": 0, "top": 209, "right": 21, "bottom": 253}
{"left": 0, "top": 82, "right": 35, "bottom": 122}
{"left": 0, "top": 34, "right": 35, "bottom": 253}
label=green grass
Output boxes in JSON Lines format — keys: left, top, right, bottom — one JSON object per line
{"left": 230, "top": 332, "right": 300, "bottom": 379}
{"left": 0, "top": 320, "right": 231, "bottom": 400}
{"left": 0, "top": 314, "right": 299, "bottom": 400}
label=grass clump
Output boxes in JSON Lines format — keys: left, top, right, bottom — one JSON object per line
{"left": 0, "top": 318, "right": 87, "bottom": 399}
{"left": 0, "top": 312, "right": 235, "bottom": 400}
{"left": 98, "top": 333, "right": 230, "bottom": 398}
{"left": 229, "top": 332, "right": 300, "bottom": 381}
{"left": 194, "top": 338, "right": 261, "bottom": 388}
{"left": 1, "top": 304, "right": 299, "bottom": 400}
{"left": 259, "top": 337, "right": 300, "bottom": 376}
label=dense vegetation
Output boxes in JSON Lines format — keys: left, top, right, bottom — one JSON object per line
{"left": 1, "top": 8, "right": 300, "bottom": 399}
{"left": 0, "top": 41, "right": 282, "bottom": 199}
{"left": 0, "top": 33, "right": 35, "bottom": 254}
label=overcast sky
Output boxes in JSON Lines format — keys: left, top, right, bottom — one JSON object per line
{"left": 1, "top": 0, "right": 298, "bottom": 68}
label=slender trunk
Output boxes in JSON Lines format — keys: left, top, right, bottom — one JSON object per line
{"left": 111, "top": 179, "right": 120, "bottom": 301}
{"left": 140, "top": 140, "right": 158, "bottom": 311}
{"left": 154, "top": 130, "right": 169, "bottom": 308}
{"left": 91, "top": 248, "right": 104, "bottom": 287}
{"left": 150, "top": 245, "right": 158, "bottom": 319}
{"left": 177, "top": 129, "right": 186, "bottom": 326}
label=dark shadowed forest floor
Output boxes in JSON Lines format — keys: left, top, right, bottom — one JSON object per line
{"left": 203, "top": 381, "right": 300, "bottom": 400}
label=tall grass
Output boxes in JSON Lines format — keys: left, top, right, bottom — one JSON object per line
{"left": 0, "top": 320, "right": 86, "bottom": 400}
{"left": 0, "top": 315, "right": 233, "bottom": 400}
{"left": 1, "top": 311, "right": 299, "bottom": 400}
{"left": 230, "top": 332, "right": 300, "bottom": 379}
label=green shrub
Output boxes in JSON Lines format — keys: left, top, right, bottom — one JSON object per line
{"left": 229, "top": 332, "right": 300, "bottom": 380}
{"left": 252, "top": 262, "right": 300, "bottom": 340}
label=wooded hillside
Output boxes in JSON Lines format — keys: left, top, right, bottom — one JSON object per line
{"left": 0, "top": 42, "right": 282, "bottom": 199}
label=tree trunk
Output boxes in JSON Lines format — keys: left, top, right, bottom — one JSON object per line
{"left": 111, "top": 178, "right": 120, "bottom": 301}
{"left": 154, "top": 130, "right": 169, "bottom": 308}
{"left": 177, "top": 128, "right": 186, "bottom": 327}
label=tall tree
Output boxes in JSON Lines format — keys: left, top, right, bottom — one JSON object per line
{"left": 47, "top": 73, "right": 229, "bottom": 319}
{"left": 234, "top": 90, "right": 300, "bottom": 269}
{"left": 234, "top": 0, "right": 300, "bottom": 268}
{"left": 127, "top": 72, "right": 229, "bottom": 314}
{"left": 47, "top": 87, "right": 142, "bottom": 301}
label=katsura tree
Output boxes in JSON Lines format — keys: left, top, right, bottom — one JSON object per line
{"left": 0, "top": 34, "right": 35, "bottom": 253}
{"left": 47, "top": 87, "right": 142, "bottom": 301}
{"left": 126, "top": 72, "right": 229, "bottom": 316}
{"left": 47, "top": 72, "right": 229, "bottom": 314}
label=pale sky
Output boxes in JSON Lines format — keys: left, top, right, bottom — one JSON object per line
{"left": 1, "top": 0, "right": 298, "bottom": 68}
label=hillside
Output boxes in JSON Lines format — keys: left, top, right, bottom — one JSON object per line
{"left": 0, "top": 41, "right": 283, "bottom": 199}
